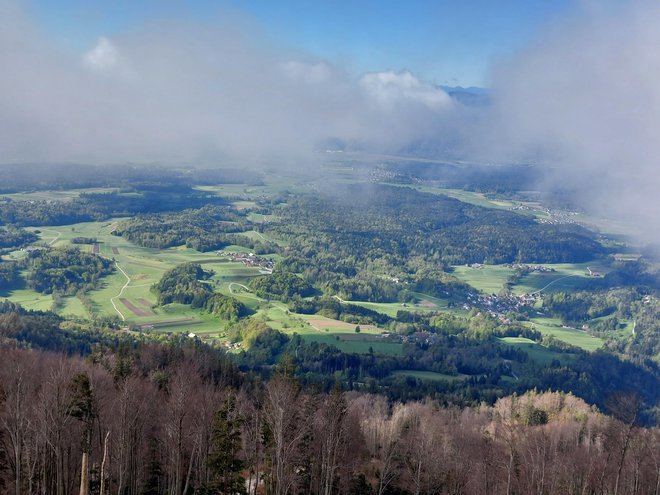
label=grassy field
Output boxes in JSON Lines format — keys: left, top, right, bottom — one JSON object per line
{"left": 4, "top": 218, "right": 403, "bottom": 355}
{"left": 514, "top": 262, "right": 611, "bottom": 295}
{"left": 528, "top": 317, "right": 604, "bottom": 351}
{"left": 255, "top": 306, "right": 403, "bottom": 355}
{"left": 335, "top": 291, "right": 470, "bottom": 319}
{"left": 389, "top": 370, "right": 469, "bottom": 382}
{"left": 289, "top": 327, "right": 403, "bottom": 355}
{"left": 1, "top": 187, "right": 117, "bottom": 202}
{"left": 451, "top": 265, "right": 513, "bottom": 294}
{"left": 9, "top": 220, "right": 266, "bottom": 332}
{"left": 498, "top": 337, "right": 576, "bottom": 366}
{"left": 414, "top": 186, "right": 518, "bottom": 211}
{"left": 451, "top": 261, "right": 610, "bottom": 296}
{"left": 1, "top": 287, "right": 54, "bottom": 311}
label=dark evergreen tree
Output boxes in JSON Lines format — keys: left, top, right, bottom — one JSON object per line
{"left": 142, "top": 437, "right": 164, "bottom": 495}
{"left": 208, "top": 394, "right": 246, "bottom": 495}
{"left": 68, "top": 373, "right": 96, "bottom": 495}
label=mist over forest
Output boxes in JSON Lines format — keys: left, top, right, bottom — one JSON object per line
{"left": 1, "top": 1, "right": 659, "bottom": 494}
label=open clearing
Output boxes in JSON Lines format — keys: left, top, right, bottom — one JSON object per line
{"left": 19, "top": 220, "right": 265, "bottom": 332}
{"left": 12, "top": 217, "right": 399, "bottom": 355}
{"left": 499, "top": 337, "right": 576, "bottom": 366}
{"left": 119, "top": 298, "right": 153, "bottom": 317}
{"left": 306, "top": 318, "right": 379, "bottom": 332}
{"left": 451, "top": 261, "right": 610, "bottom": 296}
{"left": 390, "top": 370, "right": 469, "bottom": 382}
{"left": 340, "top": 292, "right": 469, "bottom": 319}
{"left": 1, "top": 187, "right": 117, "bottom": 203}
{"left": 5, "top": 179, "right": 613, "bottom": 357}
{"left": 527, "top": 317, "right": 604, "bottom": 351}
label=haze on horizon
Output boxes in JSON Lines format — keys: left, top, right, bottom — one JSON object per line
{"left": 1, "top": 0, "right": 660, "bottom": 247}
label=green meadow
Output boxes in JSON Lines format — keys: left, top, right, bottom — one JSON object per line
{"left": 498, "top": 337, "right": 576, "bottom": 366}
{"left": 1, "top": 218, "right": 404, "bottom": 355}
{"left": 4, "top": 221, "right": 264, "bottom": 332}
{"left": 527, "top": 317, "right": 604, "bottom": 351}
{"left": 389, "top": 370, "right": 469, "bottom": 382}
{"left": 451, "top": 261, "right": 610, "bottom": 296}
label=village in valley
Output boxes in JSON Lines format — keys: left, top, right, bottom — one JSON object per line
{"left": 217, "top": 251, "right": 274, "bottom": 273}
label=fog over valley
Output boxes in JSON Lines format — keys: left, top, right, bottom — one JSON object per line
{"left": 1, "top": 1, "right": 659, "bottom": 247}
{"left": 1, "top": 3, "right": 660, "bottom": 494}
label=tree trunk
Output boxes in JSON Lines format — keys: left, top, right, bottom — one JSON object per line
{"left": 78, "top": 450, "right": 89, "bottom": 495}
{"left": 99, "top": 431, "right": 109, "bottom": 495}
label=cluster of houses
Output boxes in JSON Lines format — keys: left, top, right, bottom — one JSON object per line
{"left": 510, "top": 203, "right": 579, "bottom": 225}
{"left": 463, "top": 291, "right": 541, "bottom": 324}
{"left": 510, "top": 204, "right": 580, "bottom": 225}
{"left": 536, "top": 210, "right": 580, "bottom": 225}
{"left": 466, "top": 262, "right": 555, "bottom": 273}
{"left": 401, "top": 331, "right": 440, "bottom": 345}
{"left": 217, "top": 251, "right": 274, "bottom": 273}
{"left": 503, "top": 263, "right": 556, "bottom": 273}
{"left": 642, "top": 295, "right": 657, "bottom": 305}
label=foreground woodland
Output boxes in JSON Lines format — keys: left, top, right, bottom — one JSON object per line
{"left": 1, "top": 343, "right": 659, "bottom": 495}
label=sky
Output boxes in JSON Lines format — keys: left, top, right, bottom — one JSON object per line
{"left": 25, "top": 0, "right": 573, "bottom": 87}
{"left": 2, "top": 0, "right": 660, "bottom": 246}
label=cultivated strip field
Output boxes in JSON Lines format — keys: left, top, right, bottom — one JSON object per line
{"left": 119, "top": 298, "right": 153, "bottom": 317}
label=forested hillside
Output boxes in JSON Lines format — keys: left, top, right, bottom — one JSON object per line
{"left": 0, "top": 166, "right": 657, "bottom": 495}
{"left": 26, "top": 248, "right": 114, "bottom": 295}
{"left": 267, "top": 185, "right": 604, "bottom": 303}
{"left": 0, "top": 343, "right": 658, "bottom": 495}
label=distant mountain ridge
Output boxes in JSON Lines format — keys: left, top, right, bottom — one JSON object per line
{"left": 441, "top": 85, "right": 491, "bottom": 106}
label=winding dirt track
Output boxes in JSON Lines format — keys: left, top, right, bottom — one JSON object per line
{"left": 530, "top": 274, "right": 579, "bottom": 295}
{"left": 110, "top": 263, "right": 131, "bottom": 321}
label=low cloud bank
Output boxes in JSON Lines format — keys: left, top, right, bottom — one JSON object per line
{"left": 484, "top": 1, "right": 660, "bottom": 245}
{"left": 0, "top": 1, "right": 462, "bottom": 165}
{"left": 2, "top": 0, "right": 660, "bottom": 245}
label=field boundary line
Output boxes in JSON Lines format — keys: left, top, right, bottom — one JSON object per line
{"left": 530, "top": 274, "right": 579, "bottom": 295}
{"left": 229, "top": 282, "right": 251, "bottom": 294}
{"left": 41, "top": 229, "right": 62, "bottom": 245}
{"left": 110, "top": 262, "right": 131, "bottom": 321}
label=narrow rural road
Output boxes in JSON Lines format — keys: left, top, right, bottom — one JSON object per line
{"left": 530, "top": 274, "right": 579, "bottom": 295}
{"left": 41, "top": 229, "right": 62, "bottom": 245}
{"left": 110, "top": 262, "right": 131, "bottom": 321}
{"left": 228, "top": 282, "right": 251, "bottom": 294}
{"left": 228, "top": 282, "right": 290, "bottom": 314}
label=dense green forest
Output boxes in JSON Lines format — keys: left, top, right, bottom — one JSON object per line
{"left": 153, "top": 263, "right": 248, "bottom": 321}
{"left": 0, "top": 226, "right": 38, "bottom": 249}
{"left": 0, "top": 163, "right": 262, "bottom": 193}
{"left": 25, "top": 247, "right": 114, "bottom": 295}
{"left": 274, "top": 185, "right": 603, "bottom": 265}
{"left": 0, "top": 164, "right": 658, "bottom": 495}
{"left": 0, "top": 188, "right": 228, "bottom": 227}
{"left": 114, "top": 205, "right": 277, "bottom": 252}
{"left": 153, "top": 263, "right": 215, "bottom": 306}
{"left": 0, "top": 261, "right": 20, "bottom": 289}
{"left": 249, "top": 272, "right": 316, "bottom": 301}
{"left": 262, "top": 185, "right": 602, "bottom": 303}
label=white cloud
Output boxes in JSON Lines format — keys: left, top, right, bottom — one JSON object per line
{"left": 360, "top": 70, "right": 452, "bottom": 110}
{"left": 281, "top": 61, "right": 333, "bottom": 84}
{"left": 0, "top": 1, "right": 462, "bottom": 165}
{"left": 482, "top": 0, "right": 660, "bottom": 245}
{"left": 83, "top": 37, "right": 119, "bottom": 71}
